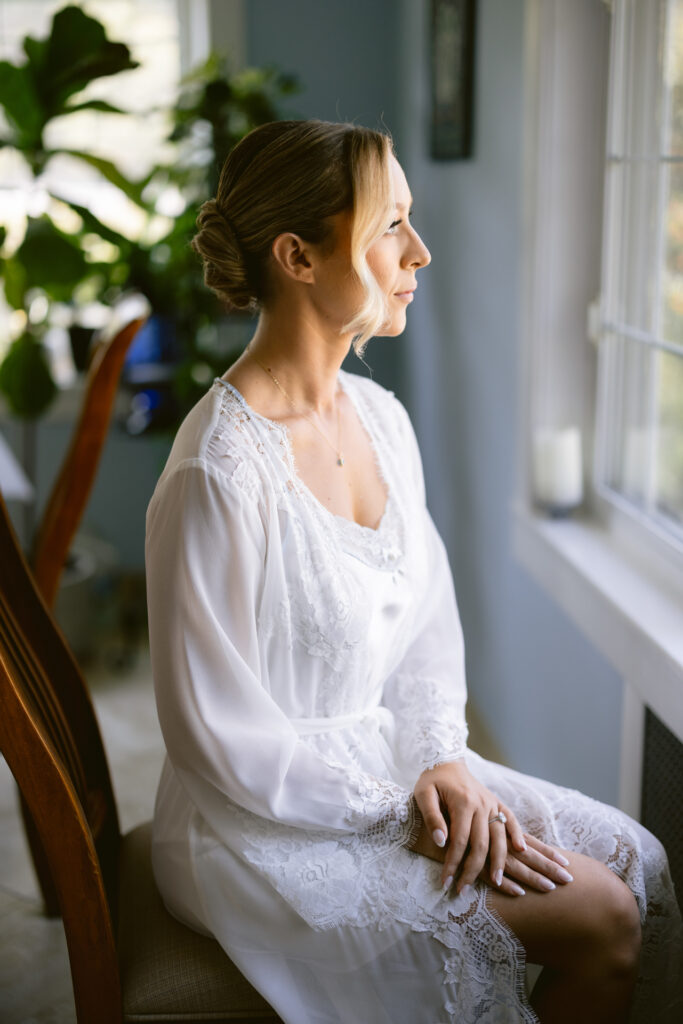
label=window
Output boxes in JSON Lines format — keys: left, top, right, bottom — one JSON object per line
{"left": 595, "top": 0, "right": 683, "bottom": 551}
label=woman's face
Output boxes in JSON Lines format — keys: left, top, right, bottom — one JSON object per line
{"left": 365, "top": 156, "right": 431, "bottom": 336}
{"left": 308, "top": 157, "right": 431, "bottom": 338}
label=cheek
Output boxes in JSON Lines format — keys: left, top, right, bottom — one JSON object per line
{"left": 366, "top": 251, "right": 395, "bottom": 291}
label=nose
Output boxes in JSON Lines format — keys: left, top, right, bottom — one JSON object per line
{"left": 405, "top": 225, "right": 431, "bottom": 269}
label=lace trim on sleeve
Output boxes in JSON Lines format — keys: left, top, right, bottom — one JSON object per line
{"left": 390, "top": 675, "right": 469, "bottom": 773}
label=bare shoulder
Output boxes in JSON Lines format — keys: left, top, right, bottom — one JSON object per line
{"left": 221, "top": 361, "right": 288, "bottom": 422}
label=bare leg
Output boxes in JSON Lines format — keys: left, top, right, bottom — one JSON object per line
{"left": 489, "top": 849, "right": 641, "bottom": 1024}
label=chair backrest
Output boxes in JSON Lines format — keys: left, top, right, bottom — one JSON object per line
{"left": 32, "top": 315, "right": 146, "bottom": 607}
{"left": 0, "top": 491, "right": 123, "bottom": 1023}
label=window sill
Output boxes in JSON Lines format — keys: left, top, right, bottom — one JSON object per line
{"left": 513, "top": 504, "right": 683, "bottom": 748}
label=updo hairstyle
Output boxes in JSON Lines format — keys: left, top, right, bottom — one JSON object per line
{"left": 191, "top": 119, "right": 394, "bottom": 353}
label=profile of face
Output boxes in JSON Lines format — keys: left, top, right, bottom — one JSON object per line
{"left": 366, "top": 156, "right": 431, "bottom": 336}
{"left": 302, "top": 156, "right": 431, "bottom": 340}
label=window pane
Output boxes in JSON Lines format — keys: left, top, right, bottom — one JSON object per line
{"left": 602, "top": 334, "right": 683, "bottom": 535}
{"left": 604, "top": 334, "right": 656, "bottom": 505}
{"left": 665, "top": 0, "right": 683, "bottom": 157}
{"left": 606, "top": 160, "right": 661, "bottom": 334}
{"left": 597, "top": 0, "right": 683, "bottom": 549}
{"left": 663, "top": 165, "right": 683, "bottom": 349}
{"left": 656, "top": 348, "right": 683, "bottom": 522}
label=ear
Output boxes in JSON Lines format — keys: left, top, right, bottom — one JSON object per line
{"left": 270, "top": 232, "right": 316, "bottom": 284}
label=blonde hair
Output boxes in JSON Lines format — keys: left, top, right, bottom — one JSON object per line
{"left": 191, "top": 120, "right": 394, "bottom": 354}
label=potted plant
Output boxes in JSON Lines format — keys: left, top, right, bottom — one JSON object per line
{"left": 0, "top": 4, "right": 299, "bottom": 433}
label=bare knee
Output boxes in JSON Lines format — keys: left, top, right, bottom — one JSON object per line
{"left": 585, "top": 873, "right": 641, "bottom": 979}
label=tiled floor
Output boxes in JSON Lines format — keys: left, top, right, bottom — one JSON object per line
{"left": 0, "top": 646, "right": 501, "bottom": 1024}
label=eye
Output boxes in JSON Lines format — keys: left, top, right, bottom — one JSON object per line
{"left": 386, "top": 219, "right": 402, "bottom": 235}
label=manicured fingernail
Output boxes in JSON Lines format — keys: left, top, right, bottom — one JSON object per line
{"left": 433, "top": 829, "right": 447, "bottom": 848}
{"left": 555, "top": 853, "right": 570, "bottom": 867}
{"left": 519, "top": 838, "right": 527, "bottom": 851}
{"left": 539, "top": 877, "right": 556, "bottom": 891}
{"left": 443, "top": 875, "right": 454, "bottom": 890}
{"left": 510, "top": 883, "right": 526, "bottom": 896}
{"left": 457, "top": 883, "right": 471, "bottom": 897}
{"left": 556, "top": 868, "right": 573, "bottom": 883}
{"left": 494, "top": 869, "right": 503, "bottom": 887}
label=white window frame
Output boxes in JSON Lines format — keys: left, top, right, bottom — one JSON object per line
{"left": 516, "top": 0, "right": 683, "bottom": 819}
{"left": 593, "top": 0, "right": 683, "bottom": 590}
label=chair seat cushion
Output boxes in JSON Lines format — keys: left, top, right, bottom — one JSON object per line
{"left": 118, "top": 821, "right": 279, "bottom": 1022}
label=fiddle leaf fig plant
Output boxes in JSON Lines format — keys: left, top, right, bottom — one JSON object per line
{"left": 0, "top": 3, "right": 299, "bottom": 426}
{"left": 0, "top": 4, "right": 138, "bottom": 174}
{"left": 0, "top": 5, "right": 145, "bottom": 419}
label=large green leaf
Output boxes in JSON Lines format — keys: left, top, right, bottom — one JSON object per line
{"left": 0, "top": 61, "right": 43, "bottom": 147}
{"left": 0, "top": 332, "right": 57, "bottom": 419}
{"left": 40, "top": 6, "right": 138, "bottom": 110}
{"left": 0, "top": 257, "right": 27, "bottom": 309}
{"left": 15, "top": 218, "right": 89, "bottom": 298}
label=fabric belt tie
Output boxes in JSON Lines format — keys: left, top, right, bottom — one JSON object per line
{"left": 290, "top": 705, "right": 393, "bottom": 736}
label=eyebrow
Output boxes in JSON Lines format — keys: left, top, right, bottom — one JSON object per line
{"left": 395, "top": 198, "right": 414, "bottom": 212}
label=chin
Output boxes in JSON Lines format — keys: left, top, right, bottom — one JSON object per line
{"left": 377, "top": 318, "right": 407, "bottom": 338}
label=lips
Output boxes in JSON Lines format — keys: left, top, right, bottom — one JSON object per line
{"left": 394, "top": 289, "right": 415, "bottom": 302}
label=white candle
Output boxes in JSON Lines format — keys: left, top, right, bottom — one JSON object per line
{"left": 533, "top": 427, "right": 583, "bottom": 511}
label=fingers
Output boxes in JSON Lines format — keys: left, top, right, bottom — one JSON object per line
{"left": 484, "top": 872, "right": 526, "bottom": 897}
{"left": 413, "top": 785, "right": 449, "bottom": 850}
{"left": 440, "top": 804, "right": 474, "bottom": 887}
{"left": 487, "top": 816, "right": 509, "bottom": 889}
{"left": 452, "top": 807, "right": 489, "bottom": 891}
{"left": 500, "top": 803, "right": 527, "bottom": 852}
{"left": 503, "top": 839, "right": 574, "bottom": 892}
{"left": 523, "top": 832, "right": 571, "bottom": 867}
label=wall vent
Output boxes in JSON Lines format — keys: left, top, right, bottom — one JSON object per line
{"left": 641, "top": 708, "right": 683, "bottom": 913}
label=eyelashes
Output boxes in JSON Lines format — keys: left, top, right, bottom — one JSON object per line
{"left": 386, "top": 211, "right": 415, "bottom": 235}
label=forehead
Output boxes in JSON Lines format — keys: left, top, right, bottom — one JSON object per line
{"left": 389, "top": 155, "right": 412, "bottom": 208}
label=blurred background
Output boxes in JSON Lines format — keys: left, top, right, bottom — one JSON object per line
{"left": 1, "top": 5, "right": 682, "bottom": 1016}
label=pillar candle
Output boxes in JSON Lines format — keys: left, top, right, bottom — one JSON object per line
{"left": 533, "top": 427, "right": 583, "bottom": 512}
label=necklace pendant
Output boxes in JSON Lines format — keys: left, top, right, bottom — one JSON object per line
{"left": 337, "top": 455, "right": 345, "bottom": 467}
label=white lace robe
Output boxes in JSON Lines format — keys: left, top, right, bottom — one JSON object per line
{"left": 146, "top": 372, "right": 682, "bottom": 1024}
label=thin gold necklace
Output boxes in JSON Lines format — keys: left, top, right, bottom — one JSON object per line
{"left": 251, "top": 355, "right": 345, "bottom": 467}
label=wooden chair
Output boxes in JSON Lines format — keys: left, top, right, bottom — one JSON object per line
{"left": 31, "top": 314, "right": 146, "bottom": 609}
{"left": 23, "top": 311, "right": 145, "bottom": 916}
{"left": 0, "top": 490, "right": 281, "bottom": 1023}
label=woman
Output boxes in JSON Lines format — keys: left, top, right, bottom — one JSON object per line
{"left": 145, "top": 120, "right": 681, "bottom": 1023}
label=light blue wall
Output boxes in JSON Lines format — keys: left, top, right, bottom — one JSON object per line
{"left": 246, "top": 0, "right": 401, "bottom": 135}
{"left": 395, "top": 0, "right": 623, "bottom": 803}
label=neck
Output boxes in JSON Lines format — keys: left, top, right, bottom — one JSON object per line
{"left": 244, "top": 305, "right": 353, "bottom": 415}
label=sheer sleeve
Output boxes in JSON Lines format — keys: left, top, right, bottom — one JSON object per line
{"left": 145, "top": 458, "right": 417, "bottom": 849}
{"left": 381, "top": 405, "right": 469, "bottom": 778}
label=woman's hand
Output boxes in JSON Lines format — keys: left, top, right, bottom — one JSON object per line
{"left": 410, "top": 760, "right": 573, "bottom": 896}
{"left": 412, "top": 759, "right": 525, "bottom": 892}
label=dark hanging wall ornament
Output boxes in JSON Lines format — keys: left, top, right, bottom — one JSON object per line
{"left": 430, "top": 0, "right": 476, "bottom": 159}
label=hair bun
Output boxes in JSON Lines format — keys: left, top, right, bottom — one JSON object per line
{"left": 191, "top": 199, "right": 256, "bottom": 310}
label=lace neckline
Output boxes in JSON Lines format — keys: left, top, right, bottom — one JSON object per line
{"left": 213, "top": 373, "right": 394, "bottom": 537}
